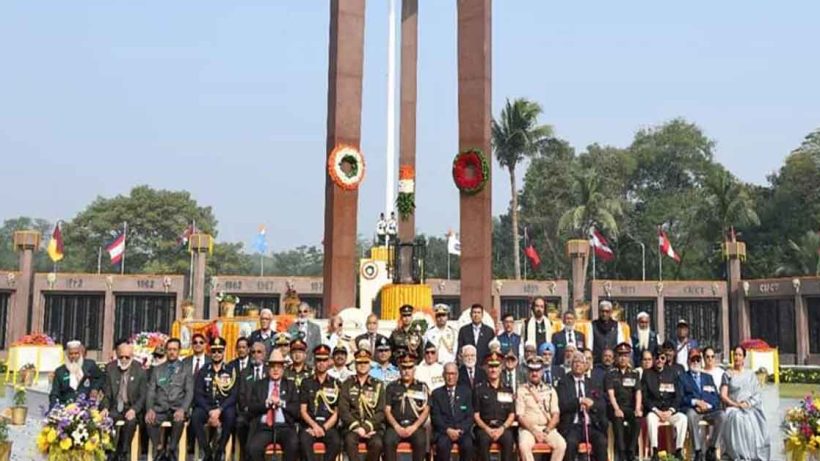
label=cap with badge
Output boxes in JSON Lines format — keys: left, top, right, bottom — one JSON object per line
{"left": 375, "top": 336, "right": 391, "bottom": 351}
{"left": 332, "top": 344, "right": 348, "bottom": 355}
{"left": 484, "top": 351, "right": 503, "bottom": 367}
{"left": 433, "top": 304, "right": 450, "bottom": 316}
{"left": 424, "top": 341, "right": 436, "bottom": 352}
{"left": 209, "top": 336, "right": 226, "bottom": 351}
{"left": 274, "top": 332, "right": 291, "bottom": 346}
{"left": 399, "top": 305, "right": 414, "bottom": 317}
{"left": 525, "top": 357, "right": 544, "bottom": 371}
{"left": 313, "top": 344, "right": 331, "bottom": 360}
{"left": 677, "top": 319, "right": 689, "bottom": 327}
{"left": 290, "top": 337, "right": 307, "bottom": 351}
{"left": 399, "top": 354, "right": 417, "bottom": 368}
{"left": 354, "top": 349, "right": 372, "bottom": 364}
{"left": 614, "top": 342, "right": 632, "bottom": 355}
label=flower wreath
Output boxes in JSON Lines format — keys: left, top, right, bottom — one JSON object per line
{"left": 396, "top": 165, "right": 415, "bottom": 220}
{"left": 328, "top": 145, "right": 365, "bottom": 190}
{"left": 452, "top": 148, "right": 489, "bottom": 194}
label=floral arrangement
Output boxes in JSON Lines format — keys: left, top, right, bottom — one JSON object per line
{"left": 130, "top": 332, "right": 169, "bottom": 365}
{"left": 328, "top": 144, "right": 365, "bottom": 191}
{"left": 741, "top": 338, "right": 771, "bottom": 351}
{"left": 452, "top": 148, "right": 490, "bottom": 194}
{"left": 0, "top": 417, "right": 8, "bottom": 443}
{"left": 13, "top": 333, "right": 55, "bottom": 346}
{"left": 12, "top": 384, "right": 26, "bottom": 406}
{"left": 216, "top": 291, "right": 240, "bottom": 304}
{"left": 36, "top": 396, "right": 114, "bottom": 461}
{"left": 396, "top": 165, "right": 415, "bottom": 220}
{"left": 781, "top": 367, "right": 820, "bottom": 385}
{"left": 783, "top": 394, "right": 820, "bottom": 458}
{"left": 656, "top": 451, "right": 682, "bottom": 461}
{"left": 276, "top": 314, "right": 295, "bottom": 333}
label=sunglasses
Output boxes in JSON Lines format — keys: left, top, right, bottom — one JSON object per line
{"left": 193, "top": 340, "right": 205, "bottom": 345}
{"left": 425, "top": 351, "right": 436, "bottom": 355}
{"left": 690, "top": 356, "right": 701, "bottom": 362}
{"left": 400, "top": 366, "right": 414, "bottom": 370}
{"left": 487, "top": 364, "right": 501, "bottom": 368}
{"left": 657, "top": 355, "right": 667, "bottom": 361}
{"left": 299, "top": 310, "right": 309, "bottom": 315}
{"left": 119, "top": 356, "right": 131, "bottom": 360}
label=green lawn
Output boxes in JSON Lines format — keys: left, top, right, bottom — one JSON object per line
{"left": 778, "top": 383, "right": 818, "bottom": 399}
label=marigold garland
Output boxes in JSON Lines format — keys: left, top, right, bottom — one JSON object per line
{"left": 396, "top": 165, "right": 416, "bottom": 220}
{"left": 452, "top": 149, "right": 489, "bottom": 194}
{"left": 328, "top": 145, "right": 365, "bottom": 190}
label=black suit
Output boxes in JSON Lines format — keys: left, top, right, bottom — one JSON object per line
{"left": 556, "top": 375, "right": 609, "bottom": 461}
{"left": 430, "top": 385, "right": 474, "bottom": 461}
{"left": 248, "top": 329, "right": 277, "bottom": 357}
{"left": 456, "top": 364, "right": 487, "bottom": 390}
{"left": 456, "top": 323, "right": 495, "bottom": 364}
{"left": 102, "top": 362, "right": 147, "bottom": 459}
{"left": 49, "top": 359, "right": 104, "bottom": 408}
{"left": 235, "top": 363, "right": 267, "bottom": 461}
{"left": 354, "top": 332, "right": 389, "bottom": 355}
{"left": 245, "top": 377, "right": 300, "bottom": 461}
{"left": 552, "top": 329, "right": 586, "bottom": 366}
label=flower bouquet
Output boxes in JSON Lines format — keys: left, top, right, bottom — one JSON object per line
{"left": 37, "top": 396, "right": 115, "bottom": 461}
{"left": 656, "top": 451, "right": 682, "bottom": 461}
{"left": 12, "top": 333, "right": 55, "bottom": 346}
{"left": 130, "top": 332, "right": 169, "bottom": 366}
{"left": 216, "top": 292, "right": 240, "bottom": 318}
{"left": 783, "top": 395, "right": 820, "bottom": 461}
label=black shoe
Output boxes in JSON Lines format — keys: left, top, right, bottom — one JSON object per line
{"left": 694, "top": 450, "right": 703, "bottom": 461}
{"left": 705, "top": 448, "right": 717, "bottom": 461}
{"left": 651, "top": 449, "right": 659, "bottom": 461}
{"left": 675, "top": 449, "right": 683, "bottom": 460}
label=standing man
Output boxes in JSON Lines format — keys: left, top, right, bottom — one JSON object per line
{"left": 236, "top": 341, "right": 268, "bottom": 461}
{"left": 245, "top": 350, "right": 300, "bottom": 461}
{"left": 249, "top": 308, "right": 276, "bottom": 356}
{"left": 183, "top": 333, "right": 211, "bottom": 380}
{"left": 673, "top": 319, "right": 699, "bottom": 371}
{"left": 339, "top": 349, "right": 386, "bottom": 461}
{"left": 355, "top": 314, "right": 389, "bottom": 356}
{"left": 592, "top": 300, "right": 619, "bottom": 364}
{"left": 631, "top": 312, "right": 659, "bottom": 366}
{"left": 383, "top": 355, "right": 430, "bottom": 461}
{"left": 678, "top": 349, "right": 724, "bottom": 461}
{"left": 424, "top": 304, "right": 458, "bottom": 364}
{"left": 457, "top": 304, "right": 495, "bottom": 364}
{"left": 370, "top": 336, "right": 400, "bottom": 384}
{"left": 289, "top": 303, "right": 322, "bottom": 365}
{"left": 556, "top": 351, "right": 609, "bottom": 461}
{"left": 229, "top": 337, "right": 251, "bottom": 374}
{"left": 145, "top": 338, "right": 194, "bottom": 461}
{"left": 606, "top": 343, "right": 642, "bottom": 461}
{"left": 192, "top": 337, "right": 237, "bottom": 461}
{"left": 642, "top": 348, "right": 687, "bottom": 459}
{"left": 472, "top": 352, "right": 515, "bottom": 461}
{"left": 328, "top": 345, "right": 353, "bottom": 383}
{"left": 456, "top": 345, "right": 487, "bottom": 389}
{"left": 102, "top": 342, "right": 146, "bottom": 461}
{"left": 285, "top": 337, "right": 313, "bottom": 389}
{"left": 539, "top": 342, "right": 563, "bottom": 387}
{"left": 552, "top": 310, "right": 586, "bottom": 366}
{"left": 430, "top": 363, "right": 474, "bottom": 461}
{"left": 520, "top": 297, "right": 552, "bottom": 351}
{"left": 497, "top": 312, "right": 522, "bottom": 358}
{"left": 299, "top": 344, "right": 342, "bottom": 461}
{"left": 389, "top": 305, "right": 424, "bottom": 363}
{"left": 416, "top": 342, "right": 445, "bottom": 392}
{"left": 49, "top": 340, "right": 104, "bottom": 407}
{"left": 516, "top": 357, "right": 566, "bottom": 461}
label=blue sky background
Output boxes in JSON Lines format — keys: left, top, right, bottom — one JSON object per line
{"left": 1, "top": 2, "right": 818, "bottom": 251}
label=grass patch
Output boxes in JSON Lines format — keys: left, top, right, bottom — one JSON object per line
{"left": 778, "top": 383, "right": 818, "bottom": 399}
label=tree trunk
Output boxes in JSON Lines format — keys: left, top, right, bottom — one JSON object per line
{"left": 510, "top": 166, "right": 521, "bottom": 279}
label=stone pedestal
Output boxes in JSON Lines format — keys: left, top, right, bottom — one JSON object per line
{"left": 725, "top": 241, "right": 747, "bottom": 346}
{"left": 12, "top": 231, "right": 39, "bottom": 340}
{"left": 189, "top": 233, "right": 212, "bottom": 319}
{"left": 323, "top": 0, "right": 366, "bottom": 316}
{"left": 457, "top": 0, "right": 493, "bottom": 318}
{"left": 566, "top": 239, "right": 589, "bottom": 308}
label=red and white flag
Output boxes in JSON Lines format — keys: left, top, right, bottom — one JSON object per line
{"left": 523, "top": 227, "right": 541, "bottom": 269}
{"left": 658, "top": 229, "right": 680, "bottom": 263}
{"left": 588, "top": 226, "right": 615, "bottom": 262}
{"left": 106, "top": 232, "right": 126, "bottom": 265}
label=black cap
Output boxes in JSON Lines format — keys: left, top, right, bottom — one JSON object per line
{"left": 313, "top": 344, "right": 331, "bottom": 360}
{"left": 424, "top": 341, "right": 436, "bottom": 352}
{"left": 375, "top": 336, "right": 391, "bottom": 351}
{"left": 399, "top": 305, "right": 414, "bottom": 316}
{"left": 209, "top": 336, "right": 226, "bottom": 350}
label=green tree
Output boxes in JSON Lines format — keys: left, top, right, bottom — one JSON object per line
{"left": 557, "top": 167, "right": 622, "bottom": 238}
{"left": 0, "top": 217, "right": 53, "bottom": 271}
{"left": 700, "top": 167, "right": 760, "bottom": 240}
{"left": 267, "top": 246, "right": 324, "bottom": 276}
{"left": 776, "top": 231, "right": 820, "bottom": 276}
{"left": 492, "top": 98, "right": 553, "bottom": 280}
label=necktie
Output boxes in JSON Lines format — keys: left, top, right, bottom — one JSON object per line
{"left": 695, "top": 373, "right": 701, "bottom": 391}
{"left": 545, "top": 369, "right": 552, "bottom": 385}
{"left": 576, "top": 380, "right": 586, "bottom": 424}
{"left": 448, "top": 387, "right": 455, "bottom": 413}
{"left": 370, "top": 334, "right": 375, "bottom": 354}
{"left": 255, "top": 366, "right": 262, "bottom": 381}
{"left": 569, "top": 331, "right": 575, "bottom": 345}
{"left": 468, "top": 367, "right": 474, "bottom": 385}
{"left": 194, "top": 358, "right": 201, "bottom": 375}
{"left": 117, "top": 369, "right": 129, "bottom": 413}
{"left": 266, "top": 381, "right": 280, "bottom": 426}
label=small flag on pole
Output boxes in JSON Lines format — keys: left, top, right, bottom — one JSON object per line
{"left": 254, "top": 225, "right": 268, "bottom": 254}
{"left": 447, "top": 231, "right": 461, "bottom": 256}
{"left": 523, "top": 227, "right": 541, "bottom": 269}
{"left": 177, "top": 224, "right": 194, "bottom": 249}
{"left": 658, "top": 229, "right": 680, "bottom": 263}
{"left": 47, "top": 222, "right": 64, "bottom": 262}
{"left": 589, "top": 226, "right": 615, "bottom": 262}
{"left": 106, "top": 231, "right": 126, "bottom": 265}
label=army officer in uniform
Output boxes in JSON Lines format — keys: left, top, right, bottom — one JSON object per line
{"left": 473, "top": 351, "right": 516, "bottom": 461}
{"left": 192, "top": 337, "right": 237, "bottom": 461}
{"left": 339, "top": 349, "right": 385, "bottom": 461}
{"left": 299, "top": 344, "right": 342, "bottom": 461}
{"left": 516, "top": 357, "right": 566, "bottom": 461}
{"left": 606, "top": 342, "right": 643, "bottom": 461}
{"left": 383, "top": 354, "right": 430, "bottom": 461}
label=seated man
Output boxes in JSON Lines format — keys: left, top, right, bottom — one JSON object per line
{"left": 49, "top": 340, "right": 104, "bottom": 408}
{"left": 245, "top": 350, "right": 300, "bottom": 461}
{"left": 430, "top": 363, "right": 474, "bottom": 461}
{"left": 678, "top": 349, "right": 724, "bottom": 461}
{"left": 102, "top": 341, "right": 147, "bottom": 461}
{"left": 383, "top": 354, "right": 429, "bottom": 461}
{"left": 642, "top": 348, "right": 687, "bottom": 459}
{"left": 516, "top": 357, "right": 566, "bottom": 461}
{"left": 298, "top": 345, "right": 343, "bottom": 461}
{"left": 145, "top": 338, "right": 194, "bottom": 461}
{"left": 473, "top": 352, "right": 515, "bottom": 461}
{"left": 556, "top": 351, "right": 609, "bottom": 461}
{"left": 192, "top": 337, "right": 237, "bottom": 461}
{"left": 339, "top": 349, "right": 386, "bottom": 461}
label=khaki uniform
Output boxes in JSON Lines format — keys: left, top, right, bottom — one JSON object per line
{"left": 516, "top": 382, "right": 567, "bottom": 461}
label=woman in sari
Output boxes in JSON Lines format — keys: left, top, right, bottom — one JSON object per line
{"left": 720, "top": 345, "right": 771, "bottom": 460}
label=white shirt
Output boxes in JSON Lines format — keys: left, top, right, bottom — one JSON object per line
{"left": 259, "top": 379, "right": 285, "bottom": 424}
{"left": 328, "top": 366, "right": 353, "bottom": 383}
{"left": 675, "top": 340, "right": 690, "bottom": 370}
{"left": 424, "top": 325, "right": 457, "bottom": 364}
{"left": 192, "top": 354, "right": 206, "bottom": 374}
{"left": 416, "top": 362, "right": 444, "bottom": 391}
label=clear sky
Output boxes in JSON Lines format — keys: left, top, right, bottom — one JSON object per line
{"left": 1, "top": 2, "right": 818, "bottom": 252}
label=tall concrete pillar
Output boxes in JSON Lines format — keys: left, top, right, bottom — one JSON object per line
{"left": 189, "top": 233, "right": 212, "bottom": 319}
{"left": 566, "top": 240, "right": 589, "bottom": 308}
{"left": 323, "top": 0, "right": 366, "bottom": 316}
{"left": 398, "top": 0, "right": 418, "bottom": 244}
{"left": 794, "top": 285, "right": 810, "bottom": 365}
{"left": 725, "top": 241, "right": 747, "bottom": 346}
{"left": 457, "top": 0, "right": 493, "bottom": 319}
{"left": 11, "top": 231, "right": 39, "bottom": 341}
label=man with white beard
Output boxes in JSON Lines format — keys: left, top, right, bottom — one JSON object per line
{"left": 49, "top": 340, "right": 104, "bottom": 408}
{"left": 102, "top": 341, "right": 147, "bottom": 461}
{"left": 630, "top": 311, "right": 658, "bottom": 367}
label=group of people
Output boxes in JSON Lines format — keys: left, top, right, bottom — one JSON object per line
{"left": 47, "top": 299, "right": 771, "bottom": 461}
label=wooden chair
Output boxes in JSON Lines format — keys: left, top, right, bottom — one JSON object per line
{"left": 146, "top": 421, "right": 187, "bottom": 461}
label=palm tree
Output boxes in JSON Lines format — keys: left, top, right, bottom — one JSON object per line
{"left": 701, "top": 168, "right": 760, "bottom": 241}
{"left": 776, "top": 231, "right": 820, "bottom": 276}
{"left": 558, "top": 167, "right": 622, "bottom": 238}
{"left": 492, "top": 98, "right": 553, "bottom": 279}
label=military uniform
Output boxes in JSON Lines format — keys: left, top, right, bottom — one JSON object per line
{"left": 383, "top": 355, "right": 429, "bottom": 461}
{"left": 370, "top": 337, "right": 400, "bottom": 384}
{"left": 606, "top": 343, "right": 642, "bottom": 461}
{"left": 516, "top": 358, "right": 566, "bottom": 461}
{"left": 299, "top": 345, "right": 342, "bottom": 461}
{"left": 339, "top": 350, "right": 386, "bottom": 461}
{"left": 424, "top": 304, "right": 458, "bottom": 364}
{"left": 192, "top": 337, "right": 238, "bottom": 461}
{"left": 389, "top": 305, "right": 424, "bottom": 364}
{"left": 146, "top": 357, "right": 194, "bottom": 459}
{"left": 473, "top": 352, "right": 515, "bottom": 461}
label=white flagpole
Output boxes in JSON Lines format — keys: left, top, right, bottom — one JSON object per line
{"left": 384, "top": 0, "right": 397, "bottom": 217}
{"left": 189, "top": 220, "right": 196, "bottom": 297}
{"left": 260, "top": 253, "right": 264, "bottom": 277}
{"left": 97, "top": 246, "right": 102, "bottom": 274}
{"left": 120, "top": 221, "right": 127, "bottom": 275}
{"left": 658, "top": 228, "right": 663, "bottom": 282}
{"left": 447, "top": 251, "right": 451, "bottom": 280}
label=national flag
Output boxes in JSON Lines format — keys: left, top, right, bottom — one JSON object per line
{"left": 658, "top": 229, "right": 680, "bottom": 263}
{"left": 588, "top": 226, "right": 615, "bottom": 262}
{"left": 106, "top": 232, "right": 126, "bottom": 265}
{"left": 47, "top": 223, "right": 64, "bottom": 262}
{"left": 523, "top": 226, "right": 541, "bottom": 269}
{"left": 177, "top": 224, "right": 194, "bottom": 248}
{"left": 254, "top": 225, "right": 268, "bottom": 254}
{"left": 447, "top": 230, "right": 461, "bottom": 256}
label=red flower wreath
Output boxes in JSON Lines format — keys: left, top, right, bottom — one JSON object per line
{"left": 452, "top": 149, "right": 489, "bottom": 194}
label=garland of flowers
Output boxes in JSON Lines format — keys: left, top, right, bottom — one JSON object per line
{"left": 13, "top": 333, "right": 55, "bottom": 346}
{"left": 783, "top": 394, "right": 820, "bottom": 458}
{"left": 396, "top": 165, "right": 416, "bottom": 220}
{"left": 328, "top": 145, "right": 365, "bottom": 190}
{"left": 452, "top": 148, "right": 489, "bottom": 194}
{"left": 130, "top": 332, "right": 169, "bottom": 365}
{"left": 37, "top": 396, "right": 115, "bottom": 461}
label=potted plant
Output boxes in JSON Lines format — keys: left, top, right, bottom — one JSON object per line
{"left": 18, "top": 363, "right": 35, "bottom": 387}
{"left": 10, "top": 385, "right": 27, "bottom": 425}
{"left": 216, "top": 292, "right": 240, "bottom": 318}
{"left": 755, "top": 367, "right": 769, "bottom": 386}
{"left": 0, "top": 417, "right": 11, "bottom": 461}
